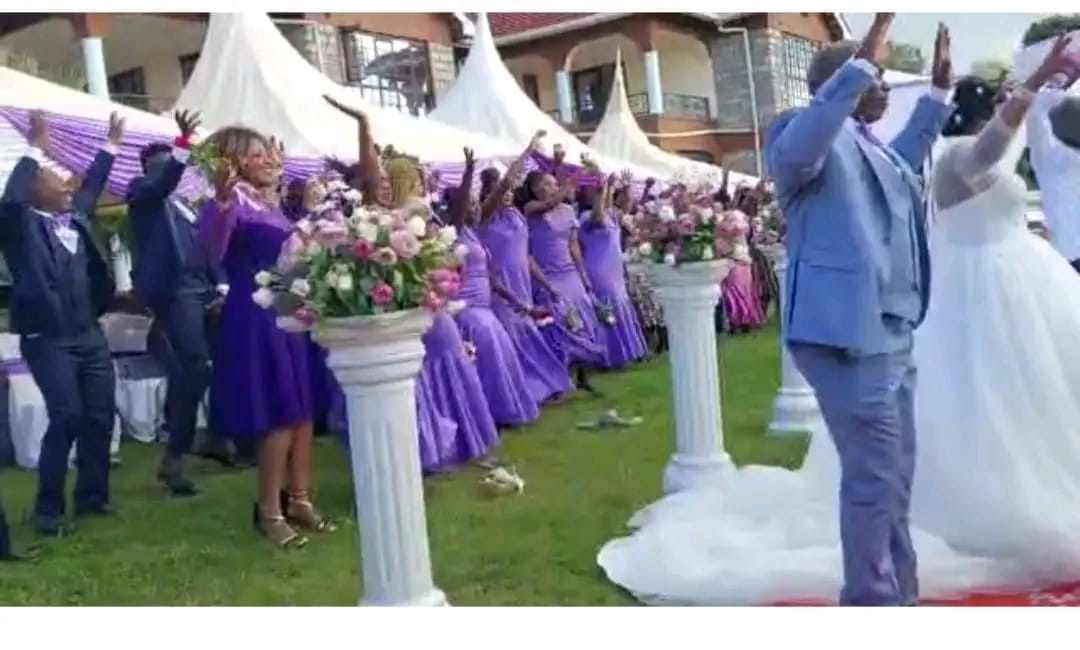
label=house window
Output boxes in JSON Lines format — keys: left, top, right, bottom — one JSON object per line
{"left": 572, "top": 64, "right": 626, "bottom": 123}
{"left": 676, "top": 150, "right": 716, "bottom": 164}
{"left": 179, "top": 53, "right": 199, "bottom": 85}
{"left": 108, "top": 67, "right": 147, "bottom": 110}
{"left": 779, "top": 34, "right": 818, "bottom": 110}
{"left": 341, "top": 29, "right": 433, "bottom": 116}
{"left": 521, "top": 74, "right": 540, "bottom": 105}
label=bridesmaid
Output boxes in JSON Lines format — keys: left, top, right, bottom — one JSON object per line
{"left": 518, "top": 155, "right": 607, "bottom": 392}
{"left": 199, "top": 127, "right": 334, "bottom": 549}
{"left": 577, "top": 172, "right": 648, "bottom": 368}
{"left": 327, "top": 95, "right": 497, "bottom": 471}
{"left": 476, "top": 148, "right": 574, "bottom": 405}
{"left": 449, "top": 147, "right": 540, "bottom": 426}
{"left": 718, "top": 207, "right": 766, "bottom": 334}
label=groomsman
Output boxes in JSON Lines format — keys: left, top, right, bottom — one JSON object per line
{"left": 126, "top": 110, "right": 228, "bottom": 496}
{"left": 0, "top": 110, "right": 122, "bottom": 537}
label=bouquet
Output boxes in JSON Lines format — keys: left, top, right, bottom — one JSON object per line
{"left": 564, "top": 304, "right": 584, "bottom": 333}
{"left": 623, "top": 197, "right": 743, "bottom": 267}
{"left": 189, "top": 140, "right": 223, "bottom": 179}
{"left": 251, "top": 189, "right": 466, "bottom": 329}
{"left": 530, "top": 305, "right": 555, "bottom": 327}
{"left": 594, "top": 301, "right": 616, "bottom": 327}
{"left": 462, "top": 340, "right": 478, "bottom": 363}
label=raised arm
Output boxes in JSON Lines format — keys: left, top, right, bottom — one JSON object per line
{"left": 323, "top": 94, "right": 381, "bottom": 205}
{"left": 1027, "top": 85, "right": 1067, "bottom": 171}
{"left": 71, "top": 111, "right": 124, "bottom": 217}
{"left": 125, "top": 110, "right": 200, "bottom": 206}
{"left": 449, "top": 148, "right": 475, "bottom": 228}
{"left": 481, "top": 130, "right": 544, "bottom": 220}
{"left": 588, "top": 173, "right": 616, "bottom": 225}
{"left": 197, "top": 160, "right": 244, "bottom": 266}
{"left": 888, "top": 24, "right": 955, "bottom": 169}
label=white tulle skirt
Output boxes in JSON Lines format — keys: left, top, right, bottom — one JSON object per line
{"left": 598, "top": 226, "right": 1080, "bottom": 605}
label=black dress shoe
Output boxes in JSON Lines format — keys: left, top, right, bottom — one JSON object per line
{"left": 33, "top": 516, "right": 70, "bottom": 538}
{"left": 74, "top": 504, "right": 116, "bottom": 518}
{"left": 159, "top": 472, "right": 198, "bottom": 497}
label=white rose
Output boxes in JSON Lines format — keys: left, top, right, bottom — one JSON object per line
{"left": 305, "top": 241, "right": 322, "bottom": 257}
{"left": 336, "top": 273, "right": 354, "bottom": 293}
{"left": 659, "top": 206, "right": 676, "bottom": 222}
{"left": 356, "top": 221, "right": 379, "bottom": 243}
{"left": 342, "top": 189, "right": 363, "bottom": 203}
{"left": 290, "top": 278, "right": 311, "bottom": 298}
{"left": 377, "top": 212, "right": 394, "bottom": 228}
{"left": 699, "top": 207, "right": 715, "bottom": 224}
{"left": 252, "top": 287, "right": 275, "bottom": 309}
{"left": 406, "top": 216, "right": 428, "bottom": 238}
{"left": 438, "top": 225, "right": 458, "bottom": 247}
{"left": 663, "top": 253, "right": 677, "bottom": 266}
{"left": 453, "top": 243, "right": 469, "bottom": 262}
{"left": 254, "top": 270, "right": 273, "bottom": 287}
{"left": 638, "top": 242, "right": 653, "bottom": 256}
{"left": 701, "top": 247, "right": 715, "bottom": 261}
{"left": 327, "top": 180, "right": 348, "bottom": 192}
{"left": 296, "top": 218, "right": 314, "bottom": 235}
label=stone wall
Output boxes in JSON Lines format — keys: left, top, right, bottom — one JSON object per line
{"left": 709, "top": 28, "right": 784, "bottom": 133}
{"left": 277, "top": 20, "right": 346, "bottom": 84}
{"left": 428, "top": 42, "right": 457, "bottom": 101}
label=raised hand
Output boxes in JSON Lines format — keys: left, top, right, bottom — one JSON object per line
{"left": 930, "top": 22, "right": 953, "bottom": 90}
{"left": 1028, "top": 33, "right": 1077, "bottom": 89}
{"left": 528, "top": 129, "right": 546, "bottom": 151}
{"left": 856, "top": 12, "right": 895, "bottom": 66}
{"left": 174, "top": 109, "right": 201, "bottom": 139}
{"left": 107, "top": 111, "right": 126, "bottom": 146}
{"left": 463, "top": 147, "right": 475, "bottom": 168}
{"left": 323, "top": 94, "right": 367, "bottom": 124}
{"left": 552, "top": 143, "right": 566, "bottom": 164}
{"left": 27, "top": 109, "right": 50, "bottom": 150}
{"left": 213, "top": 158, "right": 240, "bottom": 205}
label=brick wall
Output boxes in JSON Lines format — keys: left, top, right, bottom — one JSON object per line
{"left": 277, "top": 20, "right": 346, "bottom": 83}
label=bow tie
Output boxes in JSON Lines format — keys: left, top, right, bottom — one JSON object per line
{"left": 42, "top": 211, "right": 75, "bottom": 231}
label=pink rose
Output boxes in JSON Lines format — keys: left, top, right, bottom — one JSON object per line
{"left": 351, "top": 239, "right": 375, "bottom": 259}
{"left": 675, "top": 217, "right": 695, "bottom": 235}
{"left": 277, "top": 232, "right": 306, "bottom": 270}
{"left": 388, "top": 230, "right": 422, "bottom": 259}
{"left": 371, "top": 247, "right": 398, "bottom": 266}
{"left": 313, "top": 220, "right": 350, "bottom": 248}
{"left": 294, "top": 307, "right": 317, "bottom": 325}
{"left": 370, "top": 280, "right": 395, "bottom": 306}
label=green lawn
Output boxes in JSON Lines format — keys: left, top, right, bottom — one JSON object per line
{"left": 0, "top": 321, "right": 808, "bottom": 605}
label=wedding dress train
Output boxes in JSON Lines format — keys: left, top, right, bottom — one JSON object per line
{"left": 598, "top": 128, "right": 1080, "bottom": 605}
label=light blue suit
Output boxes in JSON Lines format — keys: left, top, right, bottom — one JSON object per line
{"left": 766, "top": 59, "right": 952, "bottom": 606}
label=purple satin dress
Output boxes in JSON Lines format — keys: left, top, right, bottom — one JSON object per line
{"left": 526, "top": 204, "right": 607, "bottom": 367}
{"left": 199, "top": 190, "right": 320, "bottom": 438}
{"left": 577, "top": 209, "right": 648, "bottom": 367}
{"left": 419, "top": 313, "right": 499, "bottom": 471}
{"left": 453, "top": 227, "right": 539, "bottom": 426}
{"left": 476, "top": 207, "right": 573, "bottom": 402}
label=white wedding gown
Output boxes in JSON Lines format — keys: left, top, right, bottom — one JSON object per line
{"left": 598, "top": 122, "right": 1080, "bottom": 605}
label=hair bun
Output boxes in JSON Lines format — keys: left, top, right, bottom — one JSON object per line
{"left": 942, "top": 76, "right": 1000, "bottom": 137}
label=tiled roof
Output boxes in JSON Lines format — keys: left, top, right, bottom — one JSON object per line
{"left": 488, "top": 13, "right": 597, "bottom": 37}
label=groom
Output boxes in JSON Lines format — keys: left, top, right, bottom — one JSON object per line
{"left": 765, "top": 13, "right": 954, "bottom": 606}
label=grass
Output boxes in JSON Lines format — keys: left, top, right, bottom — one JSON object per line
{"left": 0, "top": 321, "right": 807, "bottom": 606}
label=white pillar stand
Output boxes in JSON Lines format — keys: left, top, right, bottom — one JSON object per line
{"left": 762, "top": 246, "right": 819, "bottom": 437}
{"left": 109, "top": 234, "right": 133, "bottom": 293}
{"left": 643, "top": 50, "right": 663, "bottom": 116}
{"left": 314, "top": 310, "right": 448, "bottom": 607}
{"left": 80, "top": 36, "right": 110, "bottom": 99}
{"left": 650, "top": 261, "right": 734, "bottom": 494}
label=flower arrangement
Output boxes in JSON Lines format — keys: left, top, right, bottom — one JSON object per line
{"left": 462, "top": 340, "right": 478, "bottom": 363}
{"left": 594, "top": 301, "right": 616, "bottom": 327}
{"left": 251, "top": 187, "right": 464, "bottom": 328}
{"left": 189, "top": 140, "right": 223, "bottom": 179}
{"left": 623, "top": 198, "right": 743, "bottom": 267}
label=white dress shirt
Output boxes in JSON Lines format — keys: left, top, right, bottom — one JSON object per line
{"left": 1027, "top": 87, "right": 1080, "bottom": 261}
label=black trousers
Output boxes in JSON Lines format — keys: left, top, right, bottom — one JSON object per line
{"left": 148, "top": 292, "right": 212, "bottom": 459}
{"left": 21, "top": 327, "right": 115, "bottom": 520}
{"left": 1071, "top": 259, "right": 1080, "bottom": 274}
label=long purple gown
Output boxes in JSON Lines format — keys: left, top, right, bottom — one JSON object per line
{"left": 476, "top": 207, "right": 573, "bottom": 402}
{"left": 527, "top": 204, "right": 607, "bottom": 367}
{"left": 577, "top": 209, "right": 648, "bottom": 368}
{"left": 453, "top": 227, "right": 540, "bottom": 426}
{"left": 199, "top": 189, "right": 320, "bottom": 438}
{"left": 419, "top": 313, "right": 499, "bottom": 471}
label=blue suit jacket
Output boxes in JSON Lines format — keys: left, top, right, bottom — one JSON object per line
{"left": 126, "top": 155, "right": 219, "bottom": 307}
{"left": 0, "top": 152, "right": 116, "bottom": 337}
{"left": 766, "top": 60, "right": 952, "bottom": 356}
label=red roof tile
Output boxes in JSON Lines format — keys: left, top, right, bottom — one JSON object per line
{"left": 488, "top": 13, "right": 597, "bottom": 37}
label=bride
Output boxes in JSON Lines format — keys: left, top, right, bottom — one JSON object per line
{"left": 598, "top": 38, "right": 1080, "bottom": 606}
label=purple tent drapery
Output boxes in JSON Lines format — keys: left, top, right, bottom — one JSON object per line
{"left": 1, "top": 105, "right": 632, "bottom": 202}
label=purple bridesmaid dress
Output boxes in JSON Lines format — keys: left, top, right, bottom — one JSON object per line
{"left": 526, "top": 204, "right": 607, "bottom": 367}
{"left": 477, "top": 207, "right": 573, "bottom": 402}
{"left": 199, "top": 190, "right": 320, "bottom": 438}
{"left": 419, "top": 313, "right": 500, "bottom": 470}
{"left": 453, "top": 227, "right": 540, "bottom": 426}
{"left": 577, "top": 209, "right": 648, "bottom": 367}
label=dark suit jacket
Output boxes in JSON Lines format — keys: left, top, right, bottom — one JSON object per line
{"left": 126, "top": 155, "right": 221, "bottom": 308}
{"left": 0, "top": 151, "right": 116, "bottom": 337}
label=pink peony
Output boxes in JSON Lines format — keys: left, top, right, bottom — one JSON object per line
{"left": 371, "top": 247, "right": 398, "bottom": 266}
{"left": 370, "top": 280, "right": 395, "bottom": 306}
{"left": 351, "top": 239, "right": 375, "bottom": 259}
{"left": 388, "top": 230, "right": 422, "bottom": 259}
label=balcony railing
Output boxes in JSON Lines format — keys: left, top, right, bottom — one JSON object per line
{"left": 111, "top": 93, "right": 177, "bottom": 114}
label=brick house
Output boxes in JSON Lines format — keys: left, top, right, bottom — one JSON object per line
{"left": 489, "top": 12, "right": 849, "bottom": 173}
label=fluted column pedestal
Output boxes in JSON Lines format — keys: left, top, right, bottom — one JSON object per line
{"left": 315, "top": 310, "right": 447, "bottom": 607}
{"left": 762, "top": 246, "right": 819, "bottom": 437}
{"left": 650, "top": 261, "right": 734, "bottom": 494}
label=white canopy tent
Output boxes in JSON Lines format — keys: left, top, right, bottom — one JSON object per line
{"left": 429, "top": 13, "right": 657, "bottom": 180}
{"left": 587, "top": 50, "right": 756, "bottom": 189}
{"left": 869, "top": 69, "right": 934, "bottom": 144}
{"left": 173, "top": 13, "right": 519, "bottom": 163}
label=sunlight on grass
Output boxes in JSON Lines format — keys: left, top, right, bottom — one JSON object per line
{"left": 0, "top": 322, "right": 808, "bottom": 605}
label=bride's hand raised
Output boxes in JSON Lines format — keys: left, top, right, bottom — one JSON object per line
{"left": 1025, "top": 34, "right": 1076, "bottom": 91}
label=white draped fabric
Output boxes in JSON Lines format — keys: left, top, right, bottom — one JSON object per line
{"left": 174, "top": 13, "right": 519, "bottom": 163}
{"left": 428, "top": 13, "right": 657, "bottom": 179}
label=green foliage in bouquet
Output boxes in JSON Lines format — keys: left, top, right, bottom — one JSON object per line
{"left": 189, "top": 140, "right": 223, "bottom": 178}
